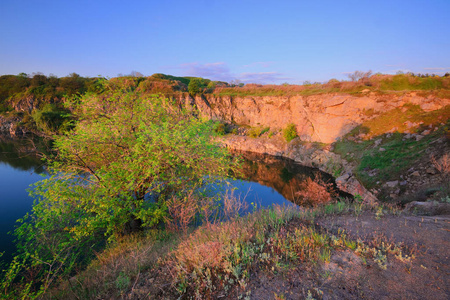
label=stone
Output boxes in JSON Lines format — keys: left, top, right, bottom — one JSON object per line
{"left": 336, "top": 173, "right": 351, "bottom": 183}
{"left": 415, "top": 135, "right": 424, "bottom": 141}
{"left": 385, "top": 180, "right": 399, "bottom": 188}
{"left": 422, "top": 129, "right": 431, "bottom": 135}
{"left": 374, "top": 139, "right": 382, "bottom": 146}
{"left": 426, "top": 167, "right": 437, "bottom": 175}
{"left": 379, "top": 147, "right": 386, "bottom": 151}
{"left": 405, "top": 201, "right": 450, "bottom": 215}
{"left": 411, "top": 171, "right": 420, "bottom": 177}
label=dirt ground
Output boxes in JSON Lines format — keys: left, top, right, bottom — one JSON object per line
{"left": 246, "top": 212, "right": 450, "bottom": 300}
{"left": 131, "top": 211, "right": 449, "bottom": 300}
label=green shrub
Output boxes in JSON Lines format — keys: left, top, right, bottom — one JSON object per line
{"left": 283, "top": 123, "right": 297, "bottom": 142}
{"left": 214, "top": 122, "right": 226, "bottom": 135}
{"left": 31, "top": 103, "right": 71, "bottom": 134}
{"left": 248, "top": 126, "right": 270, "bottom": 138}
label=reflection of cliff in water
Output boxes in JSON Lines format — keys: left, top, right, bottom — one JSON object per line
{"left": 234, "top": 151, "right": 352, "bottom": 204}
{"left": 0, "top": 135, "right": 49, "bottom": 174}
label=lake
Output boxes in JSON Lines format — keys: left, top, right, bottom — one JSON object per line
{"left": 0, "top": 137, "right": 345, "bottom": 264}
{"left": 0, "top": 136, "right": 47, "bottom": 263}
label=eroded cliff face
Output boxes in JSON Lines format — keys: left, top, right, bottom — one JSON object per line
{"left": 0, "top": 116, "right": 26, "bottom": 136}
{"left": 185, "top": 92, "right": 450, "bottom": 143}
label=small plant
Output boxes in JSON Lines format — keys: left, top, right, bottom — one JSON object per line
{"left": 283, "top": 123, "right": 298, "bottom": 142}
{"left": 306, "top": 290, "right": 316, "bottom": 300}
{"left": 375, "top": 206, "right": 384, "bottom": 220}
{"left": 374, "top": 250, "right": 387, "bottom": 270}
{"left": 115, "top": 272, "right": 131, "bottom": 291}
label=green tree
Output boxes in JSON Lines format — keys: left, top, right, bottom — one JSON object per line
{"left": 188, "top": 77, "right": 202, "bottom": 95}
{"left": 1, "top": 82, "right": 236, "bottom": 297}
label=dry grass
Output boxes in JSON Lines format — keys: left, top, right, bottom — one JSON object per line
{"left": 221, "top": 189, "right": 249, "bottom": 220}
{"left": 45, "top": 230, "right": 178, "bottom": 299}
{"left": 212, "top": 74, "right": 450, "bottom": 98}
{"left": 164, "top": 191, "right": 202, "bottom": 232}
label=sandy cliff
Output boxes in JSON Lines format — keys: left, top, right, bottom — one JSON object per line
{"left": 185, "top": 92, "right": 449, "bottom": 143}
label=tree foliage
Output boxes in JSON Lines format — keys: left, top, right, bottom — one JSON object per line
{"left": 1, "top": 81, "right": 236, "bottom": 297}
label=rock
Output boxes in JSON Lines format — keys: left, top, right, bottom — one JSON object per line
{"left": 411, "top": 171, "right": 420, "bottom": 177}
{"left": 385, "top": 180, "right": 398, "bottom": 188}
{"left": 426, "top": 167, "right": 437, "bottom": 175}
{"left": 422, "top": 129, "right": 431, "bottom": 135}
{"left": 379, "top": 147, "right": 386, "bottom": 151}
{"left": 361, "top": 89, "right": 370, "bottom": 93}
{"left": 336, "top": 173, "right": 351, "bottom": 183}
{"left": 404, "top": 121, "right": 417, "bottom": 128}
{"left": 405, "top": 201, "right": 450, "bottom": 215}
{"left": 374, "top": 139, "right": 382, "bottom": 146}
{"left": 421, "top": 102, "right": 442, "bottom": 112}
{"left": 415, "top": 135, "right": 424, "bottom": 141}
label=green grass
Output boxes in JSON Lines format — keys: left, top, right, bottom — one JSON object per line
{"left": 333, "top": 105, "right": 450, "bottom": 190}
{"left": 335, "top": 133, "right": 427, "bottom": 188}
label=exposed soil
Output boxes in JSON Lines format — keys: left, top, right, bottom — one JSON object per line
{"left": 246, "top": 212, "right": 450, "bottom": 300}
{"left": 125, "top": 211, "right": 449, "bottom": 300}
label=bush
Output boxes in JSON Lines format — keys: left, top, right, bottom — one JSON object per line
{"left": 214, "top": 122, "right": 227, "bottom": 135}
{"left": 283, "top": 123, "right": 298, "bottom": 142}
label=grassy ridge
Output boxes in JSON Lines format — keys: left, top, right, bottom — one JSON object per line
{"left": 213, "top": 74, "right": 450, "bottom": 98}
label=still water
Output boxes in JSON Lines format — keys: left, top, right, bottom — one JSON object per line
{"left": 0, "top": 138, "right": 344, "bottom": 264}
{"left": 0, "top": 137, "right": 47, "bottom": 263}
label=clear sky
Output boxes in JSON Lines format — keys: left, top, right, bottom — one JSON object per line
{"left": 1, "top": 0, "right": 449, "bottom": 84}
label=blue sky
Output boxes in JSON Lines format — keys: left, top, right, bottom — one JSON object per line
{"left": 1, "top": 0, "right": 449, "bottom": 84}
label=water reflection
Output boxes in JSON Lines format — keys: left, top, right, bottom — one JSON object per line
{"left": 233, "top": 151, "right": 351, "bottom": 206}
{"left": 0, "top": 136, "right": 48, "bottom": 174}
{"left": 0, "top": 135, "right": 49, "bottom": 263}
